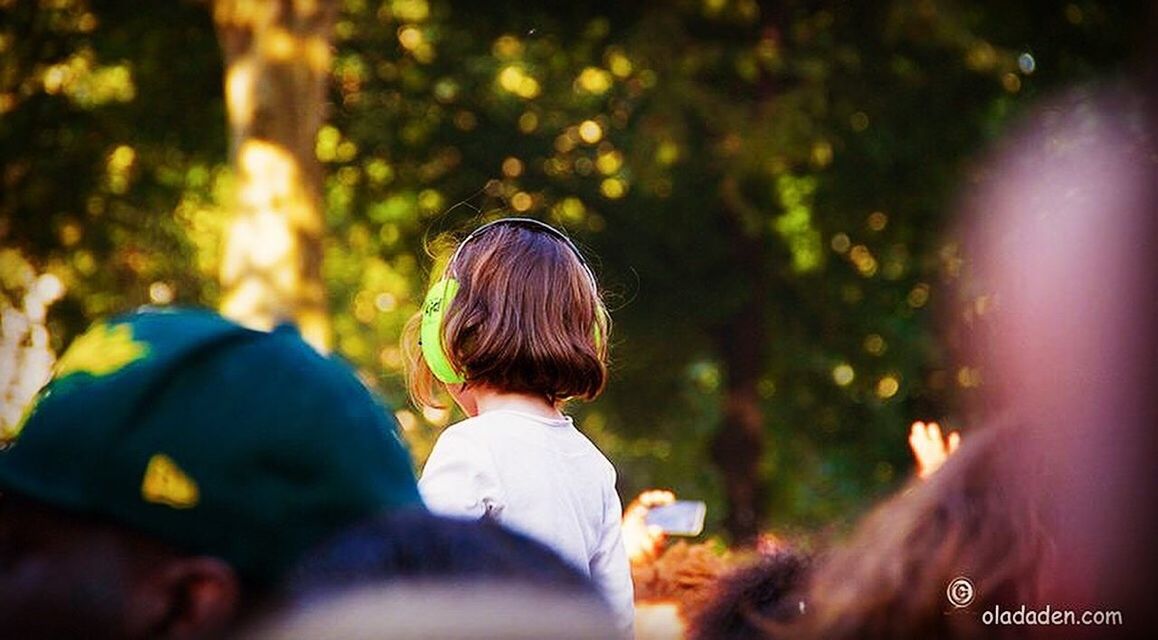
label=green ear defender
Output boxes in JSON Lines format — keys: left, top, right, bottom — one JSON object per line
{"left": 418, "top": 218, "right": 605, "bottom": 385}
{"left": 420, "top": 277, "right": 464, "bottom": 384}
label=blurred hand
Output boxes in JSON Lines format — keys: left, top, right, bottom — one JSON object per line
{"left": 908, "top": 421, "right": 961, "bottom": 479}
{"left": 622, "top": 489, "right": 675, "bottom": 565}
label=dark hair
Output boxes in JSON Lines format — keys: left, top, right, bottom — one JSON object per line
{"left": 405, "top": 222, "right": 610, "bottom": 408}
{"left": 282, "top": 508, "right": 601, "bottom": 603}
{"left": 688, "top": 550, "right": 810, "bottom": 640}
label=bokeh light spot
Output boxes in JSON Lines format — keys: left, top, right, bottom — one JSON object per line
{"left": 576, "top": 67, "right": 613, "bottom": 94}
{"left": 148, "top": 282, "right": 174, "bottom": 305}
{"left": 518, "top": 111, "right": 539, "bottom": 133}
{"left": 501, "top": 156, "right": 524, "bottom": 178}
{"left": 832, "top": 364, "right": 855, "bottom": 386}
{"left": 600, "top": 178, "right": 626, "bottom": 199}
{"left": 510, "top": 191, "right": 533, "bottom": 212}
{"left": 907, "top": 283, "right": 930, "bottom": 308}
{"left": 876, "top": 375, "right": 899, "bottom": 399}
{"left": 1018, "top": 52, "right": 1036, "bottom": 74}
{"left": 864, "top": 333, "right": 886, "bottom": 355}
{"left": 578, "top": 120, "right": 603, "bottom": 144}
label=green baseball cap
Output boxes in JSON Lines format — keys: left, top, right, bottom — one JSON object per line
{"left": 0, "top": 307, "right": 423, "bottom": 585}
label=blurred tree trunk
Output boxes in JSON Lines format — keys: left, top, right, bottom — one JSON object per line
{"left": 212, "top": 0, "right": 335, "bottom": 350}
{"left": 710, "top": 187, "right": 770, "bottom": 545}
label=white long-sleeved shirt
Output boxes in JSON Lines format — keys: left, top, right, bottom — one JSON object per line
{"left": 419, "top": 409, "right": 634, "bottom": 638}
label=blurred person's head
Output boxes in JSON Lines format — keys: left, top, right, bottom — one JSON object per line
{"left": 250, "top": 508, "right": 614, "bottom": 639}
{"left": 792, "top": 424, "right": 1051, "bottom": 640}
{"left": 0, "top": 308, "right": 422, "bottom": 638}
{"left": 280, "top": 508, "right": 601, "bottom": 602}
{"left": 0, "top": 492, "right": 240, "bottom": 639}
{"left": 249, "top": 582, "right": 618, "bottom": 640}
{"left": 687, "top": 549, "right": 810, "bottom": 640}
{"left": 958, "top": 81, "right": 1158, "bottom": 630}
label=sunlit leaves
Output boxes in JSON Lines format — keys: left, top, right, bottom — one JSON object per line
{"left": 575, "top": 66, "right": 613, "bottom": 94}
{"left": 496, "top": 64, "right": 541, "bottom": 98}
{"left": 773, "top": 174, "right": 823, "bottom": 273}
{"left": 0, "top": 251, "right": 63, "bottom": 438}
{"left": 42, "top": 53, "right": 136, "bottom": 107}
{"left": 316, "top": 125, "right": 358, "bottom": 163}
{"left": 2, "top": 0, "right": 224, "bottom": 346}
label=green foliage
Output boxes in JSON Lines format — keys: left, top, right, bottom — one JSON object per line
{"left": 1, "top": 0, "right": 1147, "bottom": 537}
{"left": 1, "top": 0, "right": 227, "bottom": 344}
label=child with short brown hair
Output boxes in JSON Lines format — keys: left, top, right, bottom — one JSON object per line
{"left": 404, "top": 218, "right": 633, "bottom": 637}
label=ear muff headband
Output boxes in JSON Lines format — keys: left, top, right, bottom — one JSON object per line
{"left": 420, "top": 277, "right": 463, "bottom": 384}
{"left": 419, "top": 218, "right": 604, "bottom": 385}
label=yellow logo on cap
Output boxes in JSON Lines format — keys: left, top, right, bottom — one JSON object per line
{"left": 141, "top": 454, "right": 200, "bottom": 509}
{"left": 55, "top": 322, "right": 150, "bottom": 379}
